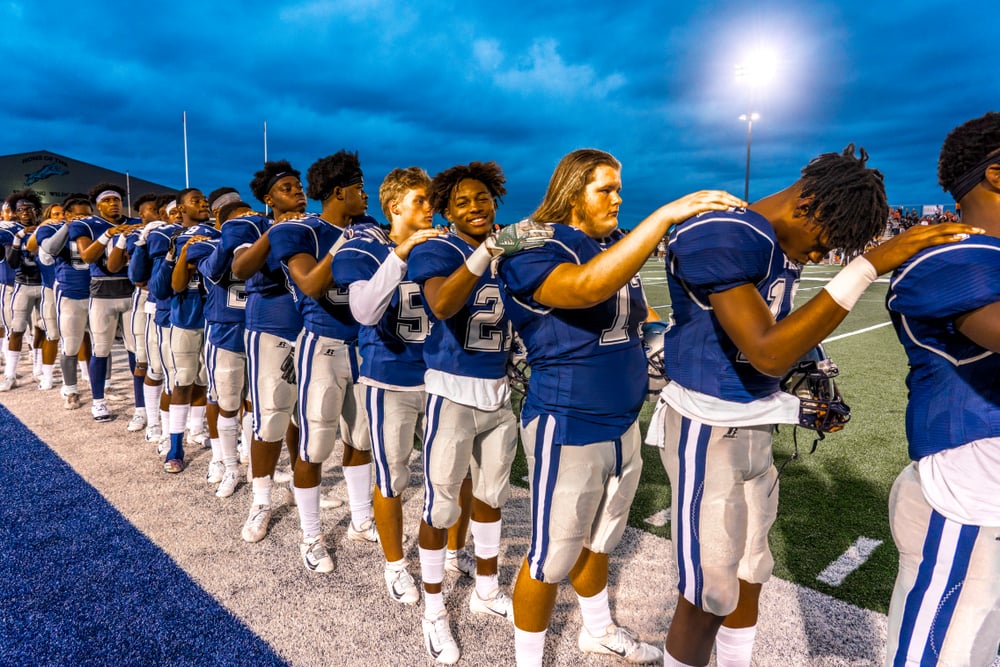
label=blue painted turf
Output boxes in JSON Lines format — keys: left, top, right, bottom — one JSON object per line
{"left": 0, "top": 404, "right": 287, "bottom": 667}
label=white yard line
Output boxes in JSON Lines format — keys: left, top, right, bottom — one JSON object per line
{"left": 644, "top": 509, "right": 670, "bottom": 527}
{"left": 824, "top": 321, "right": 893, "bottom": 342}
{"left": 816, "top": 537, "right": 883, "bottom": 586}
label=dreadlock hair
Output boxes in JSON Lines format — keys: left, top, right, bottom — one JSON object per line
{"left": 797, "top": 144, "right": 888, "bottom": 255}
{"left": 532, "top": 149, "right": 621, "bottom": 225}
{"left": 938, "top": 111, "right": 1000, "bottom": 195}
{"left": 306, "top": 150, "right": 363, "bottom": 202}
{"left": 249, "top": 160, "right": 301, "bottom": 205}
{"left": 5, "top": 189, "right": 43, "bottom": 211}
{"left": 88, "top": 182, "right": 125, "bottom": 202}
{"left": 429, "top": 161, "right": 506, "bottom": 217}
{"left": 379, "top": 167, "right": 431, "bottom": 223}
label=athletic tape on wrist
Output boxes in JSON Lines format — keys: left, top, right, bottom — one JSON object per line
{"left": 97, "top": 232, "right": 111, "bottom": 245}
{"left": 464, "top": 243, "right": 492, "bottom": 276}
{"left": 823, "top": 256, "right": 877, "bottom": 310}
{"left": 115, "top": 234, "right": 128, "bottom": 249}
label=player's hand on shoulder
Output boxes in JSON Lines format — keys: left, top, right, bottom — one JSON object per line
{"left": 394, "top": 228, "right": 444, "bottom": 261}
{"left": 664, "top": 190, "right": 747, "bottom": 222}
{"left": 862, "top": 222, "right": 984, "bottom": 274}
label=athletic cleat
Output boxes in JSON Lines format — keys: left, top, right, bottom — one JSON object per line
{"left": 216, "top": 470, "right": 240, "bottom": 498}
{"left": 383, "top": 566, "right": 419, "bottom": 605}
{"left": 421, "top": 610, "right": 460, "bottom": 665}
{"left": 272, "top": 467, "right": 291, "bottom": 484}
{"left": 320, "top": 490, "right": 344, "bottom": 509}
{"left": 126, "top": 412, "right": 147, "bottom": 432}
{"left": 241, "top": 504, "right": 272, "bottom": 543}
{"left": 445, "top": 550, "right": 476, "bottom": 577}
{"left": 145, "top": 424, "right": 162, "bottom": 442}
{"left": 163, "top": 458, "right": 185, "bottom": 474}
{"left": 91, "top": 403, "right": 115, "bottom": 423}
{"left": 577, "top": 625, "right": 663, "bottom": 664}
{"left": 38, "top": 377, "right": 54, "bottom": 391}
{"left": 187, "top": 430, "right": 210, "bottom": 448}
{"left": 206, "top": 460, "right": 225, "bottom": 484}
{"left": 237, "top": 440, "right": 250, "bottom": 464}
{"left": 0, "top": 376, "right": 16, "bottom": 392}
{"left": 469, "top": 588, "right": 514, "bottom": 622}
{"left": 64, "top": 392, "right": 81, "bottom": 410}
{"left": 347, "top": 518, "right": 379, "bottom": 543}
{"left": 156, "top": 436, "right": 170, "bottom": 457}
{"left": 300, "top": 535, "right": 334, "bottom": 573}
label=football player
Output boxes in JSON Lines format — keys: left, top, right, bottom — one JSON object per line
{"left": 68, "top": 183, "right": 141, "bottom": 422}
{"left": 225, "top": 160, "right": 305, "bottom": 544}
{"left": 26, "top": 203, "right": 66, "bottom": 391}
{"left": 1, "top": 190, "right": 44, "bottom": 392}
{"left": 38, "top": 195, "right": 95, "bottom": 409}
{"left": 330, "top": 166, "right": 444, "bottom": 602}
{"left": 884, "top": 112, "right": 1000, "bottom": 666}
{"left": 268, "top": 150, "right": 376, "bottom": 574}
{"left": 408, "top": 161, "right": 519, "bottom": 664}
{"left": 655, "top": 146, "right": 978, "bottom": 667}
{"left": 496, "top": 149, "right": 742, "bottom": 667}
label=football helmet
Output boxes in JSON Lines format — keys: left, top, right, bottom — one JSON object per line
{"left": 507, "top": 332, "right": 530, "bottom": 396}
{"left": 641, "top": 320, "right": 670, "bottom": 400}
{"left": 780, "top": 344, "right": 850, "bottom": 437}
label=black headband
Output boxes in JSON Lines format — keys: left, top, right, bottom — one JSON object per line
{"left": 265, "top": 172, "right": 293, "bottom": 194}
{"left": 316, "top": 173, "right": 364, "bottom": 203}
{"left": 949, "top": 149, "right": 1000, "bottom": 202}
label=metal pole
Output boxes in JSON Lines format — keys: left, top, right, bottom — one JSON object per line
{"left": 183, "top": 111, "right": 190, "bottom": 188}
{"left": 126, "top": 171, "right": 132, "bottom": 215}
{"left": 263, "top": 121, "right": 268, "bottom": 163}
{"left": 744, "top": 113, "right": 753, "bottom": 202}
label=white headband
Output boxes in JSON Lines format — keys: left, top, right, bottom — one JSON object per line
{"left": 95, "top": 190, "right": 121, "bottom": 204}
{"left": 165, "top": 200, "right": 178, "bottom": 215}
{"left": 211, "top": 192, "right": 241, "bottom": 211}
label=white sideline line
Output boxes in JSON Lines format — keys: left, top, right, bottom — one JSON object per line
{"left": 823, "top": 321, "right": 893, "bottom": 342}
{"left": 816, "top": 537, "right": 883, "bottom": 586}
{"left": 644, "top": 509, "right": 670, "bottom": 527}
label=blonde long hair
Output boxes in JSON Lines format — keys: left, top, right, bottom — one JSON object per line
{"left": 531, "top": 149, "right": 620, "bottom": 225}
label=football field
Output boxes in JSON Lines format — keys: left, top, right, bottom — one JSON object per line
{"left": 633, "top": 258, "right": 911, "bottom": 614}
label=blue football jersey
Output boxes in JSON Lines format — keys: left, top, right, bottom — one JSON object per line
{"left": 332, "top": 227, "right": 427, "bottom": 387}
{"left": 36, "top": 222, "right": 91, "bottom": 299}
{"left": 663, "top": 209, "right": 800, "bottom": 402}
{"left": 0, "top": 224, "right": 20, "bottom": 285}
{"left": 887, "top": 237, "right": 1000, "bottom": 460}
{"left": 220, "top": 215, "right": 301, "bottom": 340}
{"left": 408, "top": 232, "right": 511, "bottom": 380}
{"left": 268, "top": 215, "right": 358, "bottom": 341}
{"left": 67, "top": 215, "right": 136, "bottom": 279}
{"left": 146, "top": 224, "right": 185, "bottom": 327}
{"left": 498, "top": 224, "right": 646, "bottom": 445}
{"left": 163, "top": 223, "right": 220, "bottom": 330}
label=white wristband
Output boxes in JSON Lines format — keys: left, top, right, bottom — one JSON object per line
{"left": 464, "top": 243, "right": 492, "bottom": 277}
{"left": 327, "top": 231, "right": 349, "bottom": 258}
{"left": 115, "top": 234, "right": 128, "bottom": 249}
{"left": 823, "top": 256, "right": 877, "bottom": 310}
{"left": 12, "top": 237, "right": 22, "bottom": 249}
{"left": 97, "top": 232, "right": 111, "bottom": 245}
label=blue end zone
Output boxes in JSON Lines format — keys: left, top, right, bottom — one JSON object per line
{"left": 0, "top": 404, "right": 287, "bottom": 666}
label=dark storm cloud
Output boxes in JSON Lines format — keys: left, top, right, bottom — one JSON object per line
{"left": 2, "top": 0, "right": 996, "bottom": 222}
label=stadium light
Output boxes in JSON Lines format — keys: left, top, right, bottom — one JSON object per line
{"left": 735, "top": 51, "right": 775, "bottom": 201}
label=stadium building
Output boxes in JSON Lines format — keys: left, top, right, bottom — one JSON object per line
{"left": 0, "top": 150, "right": 176, "bottom": 212}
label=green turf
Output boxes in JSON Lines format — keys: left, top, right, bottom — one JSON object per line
{"left": 506, "top": 260, "right": 909, "bottom": 612}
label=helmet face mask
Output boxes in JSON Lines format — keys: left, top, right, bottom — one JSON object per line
{"left": 507, "top": 332, "right": 530, "bottom": 396}
{"left": 781, "top": 344, "right": 851, "bottom": 433}
{"left": 641, "top": 320, "right": 670, "bottom": 400}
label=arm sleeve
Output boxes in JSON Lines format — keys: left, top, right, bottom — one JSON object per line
{"left": 347, "top": 253, "right": 407, "bottom": 326}
{"left": 41, "top": 224, "right": 70, "bottom": 255}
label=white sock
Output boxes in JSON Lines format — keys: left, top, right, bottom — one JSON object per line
{"left": 209, "top": 435, "right": 223, "bottom": 462}
{"left": 475, "top": 573, "right": 499, "bottom": 600}
{"left": 159, "top": 409, "right": 170, "bottom": 431}
{"left": 423, "top": 590, "right": 445, "bottom": 618}
{"left": 169, "top": 403, "right": 190, "bottom": 436}
{"left": 251, "top": 476, "right": 274, "bottom": 507}
{"left": 577, "top": 587, "right": 614, "bottom": 638}
{"left": 664, "top": 651, "right": 702, "bottom": 667}
{"left": 294, "top": 484, "right": 321, "bottom": 537}
{"left": 187, "top": 403, "right": 206, "bottom": 433}
{"left": 419, "top": 546, "right": 446, "bottom": 592}
{"left": 386, "top": 557, "right": 407, "bottom": 572}
{"left": 470, "top": 518, "right": 502, "bottom": 560}
{"left": 143, "top": 384, "right": 162, "bottom": 425}
{"left": 715, "top": 625, "right": 756, "bottom": 667}
{"left": 514, "top": 628, "right": 546, "bottom": 667}
{"left": 218, "top": 415, "right": 240, "bottom": 470}
{"left": 5, "top": 350, "right": 20, "bottom": 378}
{"left": 42, "top": 364, "right": 55, "bottom": 382}
{"left": 342, "top": 463, "right": 373, "bottom": 528}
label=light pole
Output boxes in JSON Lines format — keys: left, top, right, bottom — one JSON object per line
{"left": 739, "top": 112, "right": 759, "bottom": 202}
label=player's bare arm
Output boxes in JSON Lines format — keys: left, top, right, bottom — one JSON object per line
{"left": 710, "top": 222, "right": 983, "bottom": 376}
